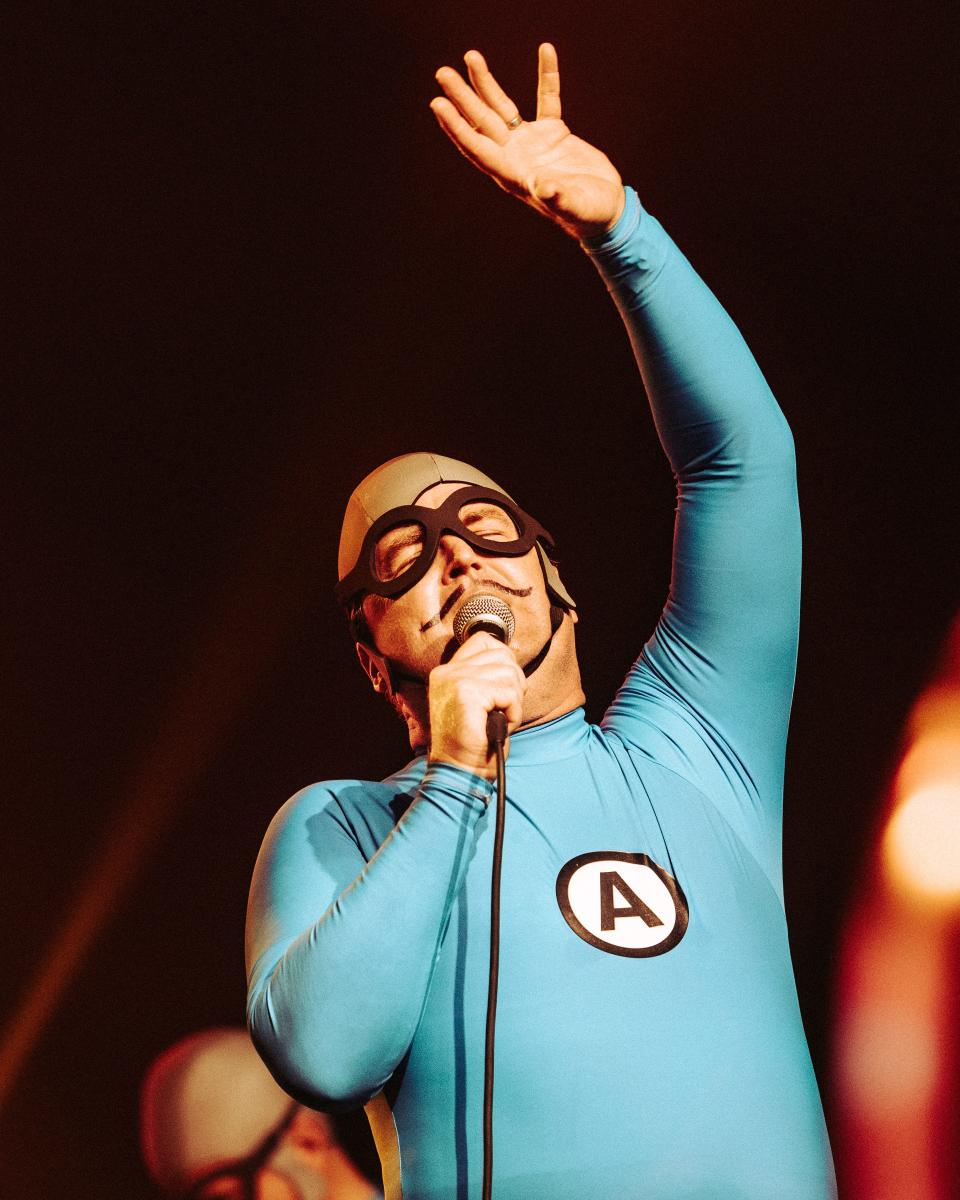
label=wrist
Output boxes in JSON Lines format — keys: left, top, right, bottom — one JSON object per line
{"left": 603, "top": 186, "right": 627, "bottom": 232}
{"left": 420, "top": 760, "right": 496, "bottom": 810}
{"left": 580, "top": 186, "right": 640, "bottom": 255}
{"left": 428, "top": 748, "right": 496, "bottom": 780}
{"left": 566, "top": 185, "right": 627, "bottom": 241}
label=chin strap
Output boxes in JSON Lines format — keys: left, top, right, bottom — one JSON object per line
{"left": 521, "top": 604, "right": 565, "bottom": 678}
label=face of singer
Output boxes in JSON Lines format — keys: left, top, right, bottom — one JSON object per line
{"left": 360, "top": 482, "right": 557, "bottom": 683}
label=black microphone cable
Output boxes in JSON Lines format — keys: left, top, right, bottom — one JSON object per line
{"left": 451, "top": 594, "right": 515, "bottom": 1200}
{"left": 482, "top": 708, "right": 508, "bottom": 1200}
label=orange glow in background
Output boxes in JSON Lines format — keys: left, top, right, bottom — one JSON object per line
{"left": 834, "top": 618, "right": 960, "bottom": 1198}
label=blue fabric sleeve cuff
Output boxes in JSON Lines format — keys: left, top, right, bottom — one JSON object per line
{"left": 580, "top": 186, "right": 642, "bottom": 256}
{"left": 421, "top": 760, "right": 495, "bottom": 808}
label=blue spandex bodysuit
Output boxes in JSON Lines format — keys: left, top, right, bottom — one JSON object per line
{"left": 246, "top": 188, "right": 838, "bottom": 1200}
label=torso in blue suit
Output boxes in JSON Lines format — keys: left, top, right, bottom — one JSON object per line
{"left": 246, "top": 188, "right": 838, "bottom": 1199}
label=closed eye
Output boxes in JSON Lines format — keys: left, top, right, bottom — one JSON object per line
{"left": 461, "top": 503, "right": 518, "bottom": 540}
{"left": 375, "top": 525, "right": 424, "bottom": 581}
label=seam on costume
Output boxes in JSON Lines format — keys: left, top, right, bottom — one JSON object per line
{"left": 599, "top": 722, "right": 783, "bottom": 902}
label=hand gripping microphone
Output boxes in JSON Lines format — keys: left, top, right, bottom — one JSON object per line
{"left": 452, "top": 592, "right": 514, "bottom": 1200}
{"left": 453, "top": 595, "right": 515, "bottom": 747}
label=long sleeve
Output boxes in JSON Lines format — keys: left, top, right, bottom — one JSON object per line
{"left": 245, "top": 763, "right": 491, "bottom": 1108}
{"left": 587, "top": 188, "right": 801, "bottom": 885}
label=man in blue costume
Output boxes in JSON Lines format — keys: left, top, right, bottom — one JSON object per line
{"left": 246, "top": 44, "right": 837, "bottom": 1199}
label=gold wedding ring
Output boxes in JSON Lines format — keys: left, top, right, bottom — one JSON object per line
{"left": 506, "top": 114, "right": 523, "bottom": 130}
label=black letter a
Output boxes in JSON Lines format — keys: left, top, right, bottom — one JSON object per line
{"left": 599, "top": 871, "right": 663, "bottom": 931}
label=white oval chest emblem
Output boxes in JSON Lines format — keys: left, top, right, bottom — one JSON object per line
{"left": 556, "top": 851, "right": 689, "bottom": 957}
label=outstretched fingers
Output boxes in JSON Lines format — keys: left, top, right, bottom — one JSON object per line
{"left": 435, "top": 64, "right": 510, "bottom": 143}
{"left": 464, "top": 50, "right": 522, "bottom": 128}
{"left": 536, "top": 42, "right": 561, "bottom": 121}
{"left": 429, "top": 96, "right": 502, "bottom": 175}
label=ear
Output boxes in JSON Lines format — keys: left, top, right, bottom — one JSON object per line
{"left": 355, "top": 642, "right": 394, "bottom": 698}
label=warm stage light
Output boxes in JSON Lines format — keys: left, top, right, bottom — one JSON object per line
{"left": 839, "top": 991, "right": 939, "bottom": 1116}
{"left": 883, "top": 779, "right": 960, "bottom": 904}
{"left": 835, "top": 619, "right": 960, "bottom": 1198}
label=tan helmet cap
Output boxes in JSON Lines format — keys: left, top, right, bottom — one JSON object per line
{"left": 139, "top": 1028, "right": 294, "bottom": 1194}
{"left": 337, "top": 451, "right": 575, "bottom": 609}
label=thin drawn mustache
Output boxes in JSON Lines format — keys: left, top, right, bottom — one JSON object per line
{"left": 420, "top": 580, "right": 532, "bottom": 633}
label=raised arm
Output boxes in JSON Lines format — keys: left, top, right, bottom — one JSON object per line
{"left": 432, "top": 47, "right": 800, "bottom": 878}
{"left": 590, "top": 192, "right": 800, "bottom": 882}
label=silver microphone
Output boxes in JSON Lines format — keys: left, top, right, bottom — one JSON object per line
{"left": 453, "top": 595, "right": 514, "bottom": 747}
{"left": 453, "top": 594, "right": 516, "bottom": 645}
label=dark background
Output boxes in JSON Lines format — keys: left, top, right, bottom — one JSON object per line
{"left": 3, "top": 1, "right": 956, "bottom": 1194}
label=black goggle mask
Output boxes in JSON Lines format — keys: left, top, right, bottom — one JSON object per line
{"left": 335, "top": 484, "right": 557, "bottom": 606}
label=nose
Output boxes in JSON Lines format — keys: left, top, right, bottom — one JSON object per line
{"left": 438, "top": 533, "right": 484, "bottom": 584}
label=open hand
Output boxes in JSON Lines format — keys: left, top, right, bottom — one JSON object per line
{"left": 430, "top": 43, "right": 625, "bottom": 240}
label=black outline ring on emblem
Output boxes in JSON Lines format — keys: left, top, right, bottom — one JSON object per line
{"left": 555, "top": 850, "right": 690, "bottom": 958}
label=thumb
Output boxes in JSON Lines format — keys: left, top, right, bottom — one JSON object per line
{"left": 531, "top": 175, "right": 563, "bottom": 208}
{"left": 531, "top": 176, "right": 593, "bottom": 226}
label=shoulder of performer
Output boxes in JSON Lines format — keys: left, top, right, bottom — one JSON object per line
{"left": 257, "top": 758, "right": 427, "bottom": 862}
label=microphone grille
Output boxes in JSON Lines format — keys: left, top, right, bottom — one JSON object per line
{"left": 453, "top": 594, "right": 516, "bottom": 645}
